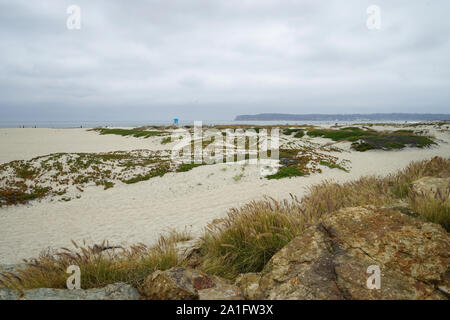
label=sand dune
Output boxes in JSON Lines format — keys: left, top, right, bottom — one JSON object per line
{"left": 0, "top": 125, "right": 449, "bottom": 264}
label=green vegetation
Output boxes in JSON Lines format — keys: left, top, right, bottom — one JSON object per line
{"left": 307, "top": 126, "right": 373, "bottom": 141}
{"left": 199, "top": 198, "right": 305, "bottom": 278}
{"left": 0, "top": 151, "right": 173, "bottom": 206}
{"left": 351, "top": 142, "right": 374, "bottom": 152}
{"left": 103, "top": 181, "right": 115, "bottom": 190}
{"left": 307, "top": 127, "right": 436, "bottom": 151}
{"left": 0, "top": 238, "right": 184, "bottom": 291}
{"left": 198, "top": 156, "right": 449, "bottom": 278}
{"left": 283, "top": 128, "right": 304, "bottom": 137}
{"left": 266, "top": 166, "right": 306, "bottom": 179}
{"left": 95, "top": 128, "right": 167, "bottom": 139}
{"left": 410, "top": 193, "right": 449, "bottom": 232}
{"left": 274, "top": 146, "right": 346, "bottom": 178}
{"left": 395, "top": 129, "right": 414, "bottom": 134}
{"left": 1, "top": 157, "right": 448, "bottom": 288}
{"left": 319, "top": 160, "right": 348, "bottom": 172}
{"left": 161, "top": 137, "right": 172, "bottom": 144}
{"left": 163, "top": 228, "right": 193, "bottom": 243}
{"left": 122, "top": 164, "right": 171, "bottom": 184}
{"left": 14, "top": 163, "right": 37, "bottom": 180}
{"left": 176, "top": 163, "right": 203, "bottom": 172}
{"left": 0, "top": 186, "right": 51, "bottom": 206}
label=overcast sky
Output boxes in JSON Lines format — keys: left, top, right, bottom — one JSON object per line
{"left": 0, "top": 0, "right": 449, "bottom": 121}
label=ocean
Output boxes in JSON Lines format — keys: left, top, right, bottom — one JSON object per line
{"left": 0, "top": 119, "right": 415, "bottom": 129}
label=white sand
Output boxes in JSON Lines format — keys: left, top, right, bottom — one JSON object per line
{"left": 0, "top": 128, "right": 167, "bottom": 165}
{"left": 0, "top": 126, "right": 449, "bottom": 264}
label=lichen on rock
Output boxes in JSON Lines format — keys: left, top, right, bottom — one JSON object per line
{"left": 247, "top": 206, "right": 449, "bottom": 300}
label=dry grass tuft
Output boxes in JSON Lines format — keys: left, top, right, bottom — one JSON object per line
{"left": 163, "top": 228, "right": 193, "bottom": 243}
{"left": 408, "top": 189, "right": 449, "bottom": 232}
{"left": 0, "top": 233, "right": 189, "bottom": 291}
{"left": 1, "top": 157, "right": 448, "bottom": 288}
{"left": 199, "top": 156, "right": 449, "bottom": 279}
{"left": 199, "top": 196, "right": 307, "bottom": 278}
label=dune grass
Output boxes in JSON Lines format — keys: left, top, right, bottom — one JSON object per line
{"left": 199, "top": 197, "right": 306, "bottom": 278}
{"left": 199, "top": 156, "right": 449, "bottom": 279}
{"left": 1, "top": 157, "right": 448, "bottom": 288}
{"left": 0, "top": 232, "right": 190, "bottom": 291}
{"left": 408, "top": 187, "right": 450, "bottom": 232}
{"left": 163, "top": 228, "right": 193, "bottom": 243}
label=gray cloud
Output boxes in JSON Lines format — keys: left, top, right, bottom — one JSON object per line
{"left": 0, "top": 0, "right": 449, "bottom": 121}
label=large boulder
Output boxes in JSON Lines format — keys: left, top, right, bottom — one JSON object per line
{"left": 234, "top": 273, "right": 261, "bottom": 300}
{"left": 248, "top": 206, "right": 449, "bottom": 300}
{"left": 142, "top": 267, "right": 243, "bottom": 300}
{"left": 0, "top": 283, "right": 141, "bottom": 300}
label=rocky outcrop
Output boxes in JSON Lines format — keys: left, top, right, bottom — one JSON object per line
{"left": 243, "top": 206, "right": 449, "bottom": 300}
{"left": 0, "top": 283, "right": 141, "bottom": 300}
{"left": 411, "top": 177, "right": 449, "bottom": 198}
{"left": 142, "top": 267, "right": 243, "bottom": 300}
{"left": 175, "top": 240, "right": 203, "bottom": 268}
{"left": 234, "top": 273, "right": 261, "bottom": 300}
{"left": 2, "top": 204, "right": 448, "bottom": 300}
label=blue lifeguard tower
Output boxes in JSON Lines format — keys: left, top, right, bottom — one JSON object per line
{"left": 173, "top": 118, "right": 179, "bottom": 126}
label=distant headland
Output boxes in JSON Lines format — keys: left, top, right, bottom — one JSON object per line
{"left": 234, "top": 113, "right": 450, "bottom": 121}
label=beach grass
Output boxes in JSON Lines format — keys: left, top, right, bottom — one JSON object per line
{"left": 199, "top": 197, "right": 305, "bottom": 278}
{"left": 0, "top": 235, "right": 187, "bottom": 291}
{"left": 1, "top": 157, "right": 448, "bottom": 288}
{"left": 198, "top": 156, "right": 449, "bottom": 279}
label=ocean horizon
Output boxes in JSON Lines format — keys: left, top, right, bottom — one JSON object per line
{"left": 0, "top": 119, "right": 424, "bottom": 129}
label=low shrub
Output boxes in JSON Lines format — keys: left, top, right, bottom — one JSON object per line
{"left": 307, "top": 127, "right": 436, "bottom": 151}
{"left": 266, "top": 166, "right": 306, "bottom": 179}
{"left": 96, "top": 128, "right": 166, "bottom": 138}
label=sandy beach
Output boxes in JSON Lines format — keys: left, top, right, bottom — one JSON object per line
{"left": 0, "top": 124, "right": 449, "bottom": 264}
